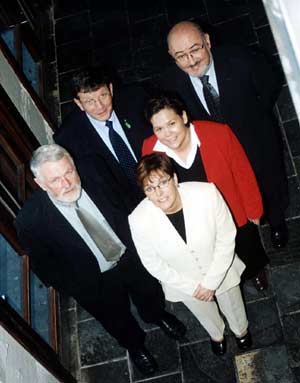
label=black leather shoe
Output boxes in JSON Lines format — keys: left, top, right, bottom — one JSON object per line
{"left": 252, "top": 269, "right": 268, "bottom": 291}
{"left": 210, "top": 338, "right": 227, "bottom": 356}
{"left": 270, "top": 222, "right": 288, "bottom": 249}
{"left": 156, "top": 312, "right": 186, "bottom": 340}
{"left": 236, "top": 331, "right": 252, "bottom": 350}
{"left": 129, "top": 346, "right": 158, "bottom": 376}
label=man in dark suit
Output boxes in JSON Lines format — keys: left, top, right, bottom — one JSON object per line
{"left": 16, "top": 144, "right": 186, "bottom": 376}
{"left": 160, "top": 21, "right": 288, "bottom": 248}
{"left": 54, "top": 65, "right": 151, "bottom": 212}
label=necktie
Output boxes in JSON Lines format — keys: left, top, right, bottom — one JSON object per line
{"left": 106, "top": 120, "right": 137, "bottom": 184}
{"left": 200, "top": 75, "right": 224, "bottom": 123}
{"left": 75, "top": 204, "right": 123, "bottom": 262}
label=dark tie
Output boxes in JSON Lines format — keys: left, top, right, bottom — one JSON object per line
{"left": 200, "top": 75, "right": 224, "bottom": 123}
{"left": 105, "top": 120, "right": 137, "bottom": 184}
{"left": 75, "top": 204, "right": 123, "bottom": 263}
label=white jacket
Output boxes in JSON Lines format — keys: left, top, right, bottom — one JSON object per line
{"left": 129, "top": 182, "right": 245, "bottom": 302}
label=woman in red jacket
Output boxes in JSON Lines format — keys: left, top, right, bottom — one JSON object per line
{"left": 142, "top": 92, "right": 269, "bottom": 290}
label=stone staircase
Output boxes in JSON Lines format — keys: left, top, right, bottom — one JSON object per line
{"left": 60, "top": 218, "right": 300, "bottom": 383}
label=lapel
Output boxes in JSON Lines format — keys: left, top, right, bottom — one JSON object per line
{"left": 81, "top": 113, "right": 117, "bottom": 161}
{"left": 148, "top": 187, "right": 196, "bottom": 251}
{"left": 212, "top": 47, "right": 234, "bottom": 108}
{"left": 148, "top": 201, "right": 187, "bottom": 251}
{"left": 40, "top": 192, "right": 91, "bottom": 253}
{"left": 113, "top": 105, "right": 141, "bottom": 159}
{"left": 80, "top": 111, "right": 133, "bottom": 186}
{"left": 178, "top": 186, "right": 198, "bottom": 247}
{"left": 178, "top": 69, "right": 209, "bottom": 119}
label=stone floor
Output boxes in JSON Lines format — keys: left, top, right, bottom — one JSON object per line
{"left": 61, "top": 218, "right": 300, "bottom": 383}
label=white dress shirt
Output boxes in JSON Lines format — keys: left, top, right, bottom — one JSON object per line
{"left": 189, "top": 60, "right": 220, "bottom": 115}
{"left": 86, "top": 110, "right": 137, "bottom": 161}
{"left": 49, "top": 189, "right": 126, "bottom": 272}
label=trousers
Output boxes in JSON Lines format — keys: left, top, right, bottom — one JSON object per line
{"left": 78, "top": 250, "right": 165, "bottom": 350}
{"left": 183, "top": 285, "right": 248, "bottom": 340}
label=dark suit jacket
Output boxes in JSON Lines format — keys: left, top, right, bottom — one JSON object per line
{"left": 54, "top": 85, "right": 151, "bottom": 212}
{"left": 15, "top": 181, "right": 137, "bottom": 317}
{"left": 160, "top": 45, "right": 288, "bottom": 222}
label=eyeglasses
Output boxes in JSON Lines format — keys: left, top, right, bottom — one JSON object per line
{"left": 80, "top": 92, "right": 111, "bottom": 108}
{"left": 174, "top": 43, "right": 205, "bottom": 64}
{"left": 144, "top": 177, "right": 171, "bottom": 194}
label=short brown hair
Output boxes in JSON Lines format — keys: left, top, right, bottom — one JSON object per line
{"left": 136, "top": 153, "right": 175, "bottom": 189}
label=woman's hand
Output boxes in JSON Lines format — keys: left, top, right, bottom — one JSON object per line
{"left": 248, "top": 218, "right": 260, "bottom": 225}
{"left": 193, "top": 283, "right": 215, "bottom": 301}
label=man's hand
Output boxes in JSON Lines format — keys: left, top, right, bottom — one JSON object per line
{"left": 193, "top": 283, "right": 215, "bottom": 301}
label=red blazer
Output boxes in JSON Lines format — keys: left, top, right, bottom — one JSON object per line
{"left": 142, "top": 120, "right": 263, "bottom": 227}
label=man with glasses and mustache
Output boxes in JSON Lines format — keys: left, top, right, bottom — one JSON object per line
{"left": 160, "top": 20, "right": 288, "bottom": 250}
{"left": 16, "top": 144, "right": 186, "bottom": 376}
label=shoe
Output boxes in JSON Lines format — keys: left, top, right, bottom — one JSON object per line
{"left": 210, "top": 337, "right": 227, "bottom": 356}
{"left": 128, "top": 346, "right": 158, "bottom": 376}
{"left": 236, "top": 331, "right": 252, "bottom": 350}
{"left": 252, "top": 269, "right": 268, "bottom": 291}
{"left": 270, "top": 222, "right": 288, "bottom": 249}
{"left": 156, "top": 311, "right": 186, "bottom": 340}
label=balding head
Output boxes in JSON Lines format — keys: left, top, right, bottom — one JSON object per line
{"left": 167, "top": 21, "right": 212, "bottom": 77}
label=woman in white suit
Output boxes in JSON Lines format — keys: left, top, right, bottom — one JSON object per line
{"left": 129, "top": 153, "right": 252, "bottom": 355}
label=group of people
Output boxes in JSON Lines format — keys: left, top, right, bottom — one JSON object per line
{"left": 16, "top": 21, "right": 288, "bottom": 376}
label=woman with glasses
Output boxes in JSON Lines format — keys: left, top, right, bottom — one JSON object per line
{"left": 141, "top": 92, "right": 269, "bottom": 291}
{"left": 129, "top": 153, "right": 252, "bottom": 355}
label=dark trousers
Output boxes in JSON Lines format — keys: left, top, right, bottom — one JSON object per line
{"left": 235, "top": 222, "right": 269, "bottom": 280}
{"left": 254, "top": 155, "right": 288, "bottom": 227}
{"left": 80, "top": 250, "right": 165, "bottom": 350}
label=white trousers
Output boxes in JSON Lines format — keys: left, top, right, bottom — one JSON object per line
{"left": 183, "top": 285, "right": 248, "bottom": 341}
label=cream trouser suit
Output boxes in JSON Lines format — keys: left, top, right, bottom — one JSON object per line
{"left": 129, "top": 182, "right": 249, "bottom": 341}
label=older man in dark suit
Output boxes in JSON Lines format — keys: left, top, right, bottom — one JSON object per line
{"left": 54, "top": 65, "right": 151, "bottom": 213}
{"left": 160, "top": 21, "right": 288, "bottom": 249}
{"left": 16, "top": 144, "right": 185, "bottom": 376}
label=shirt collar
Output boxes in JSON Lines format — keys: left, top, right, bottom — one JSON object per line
{"left": 188, "top": 57, "right": 216, "bottom": 80}
{"left": 85, "top": 110, "right": 117, "bottom": 127}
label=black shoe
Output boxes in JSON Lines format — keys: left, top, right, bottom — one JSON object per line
{"left": 156, "top": 311, "right": 186, "bottom": 340}
{"left": 236, "top": 331, "right": 252, "bottom": 350}
{"left": 270, "top": 222, "right": 288, "bottom": 249}
{"left": 252, "top": 269, "right": 268, "bottom": 291}
{"left": 210, "top": 338, "right": 227, "bottom": 356}
{"left": 128, "top": 346, "right": 158, "bottom": 376}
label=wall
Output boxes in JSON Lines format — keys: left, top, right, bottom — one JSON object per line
{"left": 0, "top": 49, "right": 53, "bottom": 145}
{"left": 0, "top": 325, "right": 60, "bottom": 383}
{"left": 51, "top": 0, "right": 300, "bottom": 221}
{"left": 263, "top": 0, "right": 300, "bottom": 121}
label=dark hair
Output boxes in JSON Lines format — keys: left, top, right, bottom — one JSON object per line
{"left": 145, "top": 91, "right": 191, "bottom": 126}
{"left": 136, "top": 153, "right": 175, "bottom": 189}
{"left": 72, "top": 65, "right": 113, "bottom": 98}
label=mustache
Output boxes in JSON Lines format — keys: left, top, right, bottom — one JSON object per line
{"left": 188, "top": 61, "right": 201, "bottom": 69}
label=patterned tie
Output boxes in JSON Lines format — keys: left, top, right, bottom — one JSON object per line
{"left": 200, "top": 75, "right": 224, "bottom": 123}
{"left": 106, "top": 120, "right": 137, "bottom": 184}
{"left": 75, "top": 204, "right": 123, "bottom": 262}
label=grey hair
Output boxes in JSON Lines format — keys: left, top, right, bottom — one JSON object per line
{"left": 30, "top": 144, "right": 74, "bottom": 178}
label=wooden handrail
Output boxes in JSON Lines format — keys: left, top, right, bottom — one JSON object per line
{"left": 0, "top": 298, "right": 77, "bottom": 383}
